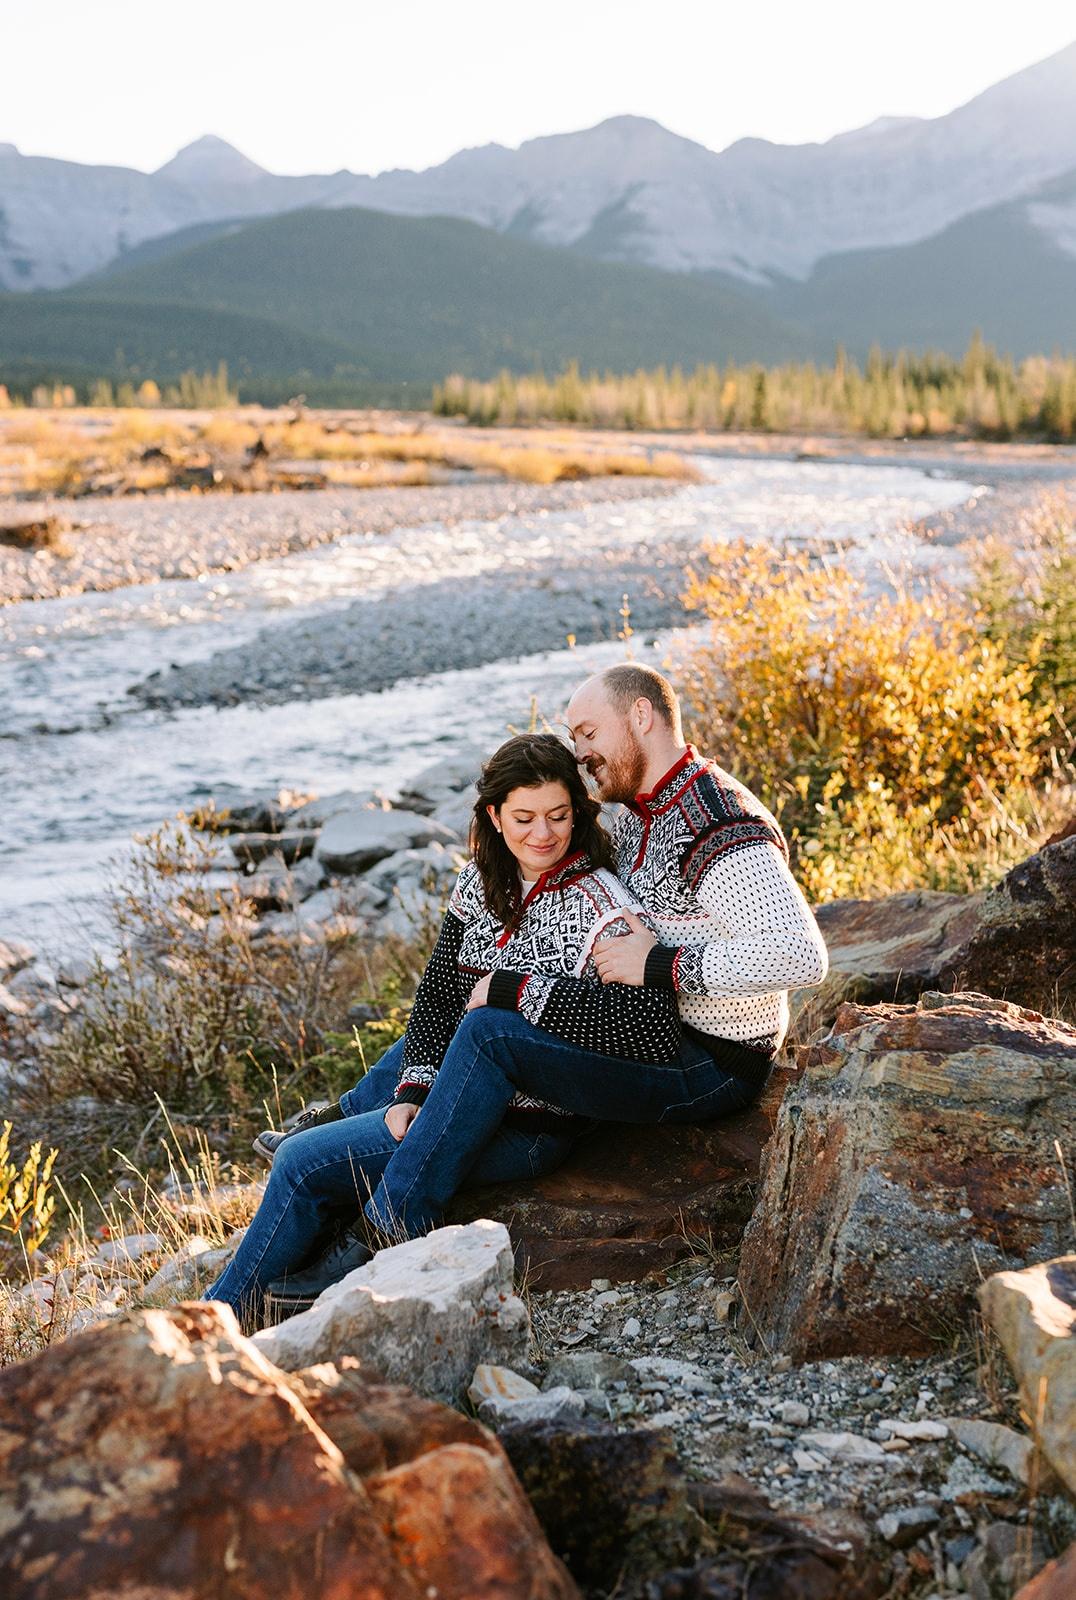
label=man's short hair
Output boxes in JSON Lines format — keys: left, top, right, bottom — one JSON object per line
{"left": 601, "top": 665, "right": 683, "bottom": 738}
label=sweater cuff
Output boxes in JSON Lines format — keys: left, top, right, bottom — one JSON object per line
{"left": 644, "top": 943, "right": 680, "bottom": 991}
{"left": 394, "top": 1082, "right": 431, "bottom": 1108}
{"left": 486, "top": 970, "right": 530, "bottom": 1011}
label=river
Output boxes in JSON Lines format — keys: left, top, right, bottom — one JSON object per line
{"left": 2, "top": 457, "right": 982, "bottom": 959}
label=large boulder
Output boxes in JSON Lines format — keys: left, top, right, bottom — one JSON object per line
{"left": 799, "top": 833, "right": 1076, "bottom": 1028}
{"left": 252, "top": 1220, "right": 530, "bottom": 1399}
{"left": 448, "top": 1069, "right": 794, "bottom": 1288}
{"left": 0, "top": 1302, "right": 577, "bottom": 1600}
{"left": 979, "top": 1256, "right": 1076, "bottom": 1499}
{"left": 737, "top": 993, "right": 1076, "bottom": 1360}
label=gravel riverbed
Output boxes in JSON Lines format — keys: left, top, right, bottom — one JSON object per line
{"left": 0, "top": 475, "right": 677, "bottom": 605}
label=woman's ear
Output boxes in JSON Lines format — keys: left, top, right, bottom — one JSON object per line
{"left": 486, "top": 803, "right": 502, "bottom": 835}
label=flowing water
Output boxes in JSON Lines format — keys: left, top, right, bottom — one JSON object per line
{"left": 2, "top": 457, "right": 982, "bottom": 958}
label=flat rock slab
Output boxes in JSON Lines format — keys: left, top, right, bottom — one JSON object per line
{"left": 448, "top": 1071, "right": 792, "bottom": 1289}
{"left": 796, "top": 832, "right": 1076, "bottom": 1030}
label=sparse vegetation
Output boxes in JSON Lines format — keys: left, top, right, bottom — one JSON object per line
{"left": 436, "top": 337, "right": 1076, "bottom": 439}
{"left": 0, "top": 408, "right": 699, "bottom": 499}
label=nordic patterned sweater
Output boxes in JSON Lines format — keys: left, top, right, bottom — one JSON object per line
{"left": 394, "top": 849, "right": 681, "bottom": 1128}
{"left": 489, "top": 747, "right": 828, "bottom": 1069}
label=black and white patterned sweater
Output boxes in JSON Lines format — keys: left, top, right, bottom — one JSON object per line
{"left": 490, "top": 747, "right": 828, "bottom": 1066}
{"left": 394, "top": 849, "right": 682, "bottom": 1128}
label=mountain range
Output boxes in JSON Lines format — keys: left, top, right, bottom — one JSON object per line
{"left": 2, "top": 41, "right": 1075, "bottom": 397}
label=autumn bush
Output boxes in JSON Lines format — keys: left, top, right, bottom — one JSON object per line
{"left": 675, "top": 540, "right": 1071, "bottom": 900}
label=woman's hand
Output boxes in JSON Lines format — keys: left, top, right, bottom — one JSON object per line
{"left": 466, "top": 974, "right": 493, "bottom": 1011}
{"left": 384, "top": 1102, "right": 421, "bottom": 1141}
{"left": 593, "top": 911, "right": 657, "bottom": 986}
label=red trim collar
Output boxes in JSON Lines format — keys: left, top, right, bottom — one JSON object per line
{"left": 628, "top": 746, "right": 701, "bottom": 817}
{"left": 496, "top": 849, "right": 592, "bottom": 947}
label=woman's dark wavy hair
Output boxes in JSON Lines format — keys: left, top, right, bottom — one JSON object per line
{"left": 471, "top": 733, "right": 613, "bottom": 931}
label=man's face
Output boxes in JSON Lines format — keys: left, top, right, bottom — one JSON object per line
{"left": 567, "top": 682, "right": 647, "bottom": 804}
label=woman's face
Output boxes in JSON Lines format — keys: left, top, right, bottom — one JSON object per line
{"left": 489, "top": 780, "right": 574, "bottom": 879}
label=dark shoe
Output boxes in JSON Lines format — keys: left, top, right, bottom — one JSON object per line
{"left": 265, "top": 1226, "right": 373, "bottom": 1303}
{"left": 252, "top": 1100, "right": 343, "bottom": 1166}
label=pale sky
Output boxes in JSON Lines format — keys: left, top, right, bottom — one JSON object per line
{"left": 4, "top": 1, "right": 1075, "bottom": 177}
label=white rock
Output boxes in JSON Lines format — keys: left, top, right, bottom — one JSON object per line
{"left": 799, "top": 1429, "right": 889, "bottom": 1463}
{"left": 593, "top": 1290, "right": 622, "bottom": 1308}
{"left": 252, "top": 1220, "right": 530, "bottom": 1401}
{"left": 944, "top": 1417, "right": 1051, "bottom": 1488}
{"left": 315, "top": 808, "right": 456, "bottom": 874}
{"left": 0, "top": 984, "right": 29, "bottom": 1018}
{"left": 0, "top": 938, "right": 34, "bottom": 978}
{"left": 468, "top": 1363, "right": 539, "bottom": 1407}
{"left": 288, "top": 790, "right": 384, "bottom": 829}
{"left": 89, "top": 1232, "right": 163, "bottom": 1266}
{"left": 479, "top": 1386, "right": 587, "bottom": 1427}
{"left": 878, "top": 1418, "right": 949, "bottom": 1441}
{"left": 875, "top": 1506, "right": 940, "bottom": 1546}
{"left": 793, "top": 1449, "right": 828, "bottom": 1472}
{"left": 621, "top": 1317, "right": 642, "bottom": 1339}
{"left": 140, "top": 1235, "right": 217, "bottom": 1300}
{"left": 629, "top": 1357, "right": 716, "bottom": 1393}
{"left": 775, "top": 1399, "right": 811, "bottom": 1426}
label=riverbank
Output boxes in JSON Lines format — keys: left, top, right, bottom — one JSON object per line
{"left": 0, "top": 474, "right": 678, "bottom": 605}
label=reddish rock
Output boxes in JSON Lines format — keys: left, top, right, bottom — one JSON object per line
{"left": 450, "top": 1068, "right": 795, "bottom": 1288}
{"left": 0, "top": 1304, "right": 578, "bottom": 1600}
{"left": 797, "top": 833, "right": 1076, "bottom": 1029}
{"left": 737, "top": 993, "right": 1076, "bottom": 1361}
{"left": 1013, "top": 1540, "right": 1076, "bottom": 1600}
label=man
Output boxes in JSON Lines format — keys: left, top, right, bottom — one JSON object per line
{"left": 263, "top": 664, "right": 828, "bottom": 1297}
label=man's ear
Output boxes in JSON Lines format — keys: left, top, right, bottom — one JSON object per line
{"left": 634, "top": 696, "right": 656, "bottom": 734}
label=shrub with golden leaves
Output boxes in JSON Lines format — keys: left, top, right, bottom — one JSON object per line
{"left": 676, "top": 542, "right": 1063, "bottom": 900}
{"left": 0, "top": 1122, "right": 57, "bottom": 1262}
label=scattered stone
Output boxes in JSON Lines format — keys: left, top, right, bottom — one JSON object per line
{"left": 481, "top": 1386, "right": 587, "bottom": 1427}
{"left": 979, "top": 1255, "right": 1076, "bottom": 1497}
{"left": 88, "top": 1231, "right": 162, "bottom": 1267}
{"left": 0, "top": 938, "right": 34, "bottom": 978}
{"left": 315, "top": 806, "right": 455, "bottom": 874}
{"left": 629, "top": 1357, "right": 717, "bottom": 1393}
{"left": 946, "top": 1416, "right": 1054, "bottom": 1489}
{"left": 468, "top": 1363, "right": 539, "bottom": 1407}
{"left": 799, "top": 1430, "right": 889, "bottom": 1464}
{"left": 775, "top": 1399, "right": 811, "bottom": 1426}
{"left": 252, "top": 1220, "right": 530, "bottom": 1401}
{"left": 962, "top": 1521, "right": 1050, "bottom": 1600}
{"left": 878, "top": 1418, "right": 949, "bottom": 1441}
{"left": 0, "top": 984, "right": 29, "bottom": 1018}
{"left": 739, "top": 993, "right": 1076, "bottom": 1359}
{"left": 940, "top": 1453, "right": 1012, "bottom": 1502}
{"left": 622, "top": 1316, "right": 642, "bottom": 1339}
{"left": 542, "top": 1351, "right": 632, "bottom": 1392}
{"left": 875, "top": 1504, "right": 940, "bottom": 1547}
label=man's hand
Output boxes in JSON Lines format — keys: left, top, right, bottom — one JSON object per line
{"left": 384, "top": 1101, "right": 421, "bottom": 1141}
{"left": 593, "top": 911, "right": 658, "bottom": 986}
{"left": 466, "top": 973, "right": 492, "bottom": 1011}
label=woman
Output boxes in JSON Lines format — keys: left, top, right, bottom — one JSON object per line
{"left": 207, "top": 733, "right": 680, "bottom": 1329}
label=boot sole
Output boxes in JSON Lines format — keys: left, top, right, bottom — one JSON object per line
{"left": 251, "top": 1133, "right": 279, "bottom": 1166}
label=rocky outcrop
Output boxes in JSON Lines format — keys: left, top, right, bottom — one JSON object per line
{"left": 799, "top": 833, "right": 1076, "bottom": 1027}
{"left": 1014, "top": 1541, "right": 1076, "bottom": 1600}
{"left": 252, "top": 1220, "right": 530, "bottom": 1399}
{"left": 0, "top": 1302, "right": 578, "bottom": 1600}
{"left": 737, "top": 993, "right": 1076, "bottom": 1360}
{"left": 979, "top": 1256, "right": 1076, "bottom": 1498}
{"left": 315, "top": 806, "right": 457, "bottom": 874}
{"left": 448, "top": 1068, "right": 795, "bottom": 1288}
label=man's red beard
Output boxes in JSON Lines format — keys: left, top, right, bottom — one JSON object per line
{"left": 587, "top": 730, "right": 647, "bottom": 804}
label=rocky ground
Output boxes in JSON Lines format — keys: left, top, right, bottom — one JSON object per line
{"left": 0, "top": 473, "right": 677, "bottom": 604}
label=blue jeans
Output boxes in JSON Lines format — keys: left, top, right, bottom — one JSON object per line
{"left": 364, "top": 1008, "right": 765, "bottom": 1239}
{"left": 206, "top": 1038, "right": 574, "bottom": 1326}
